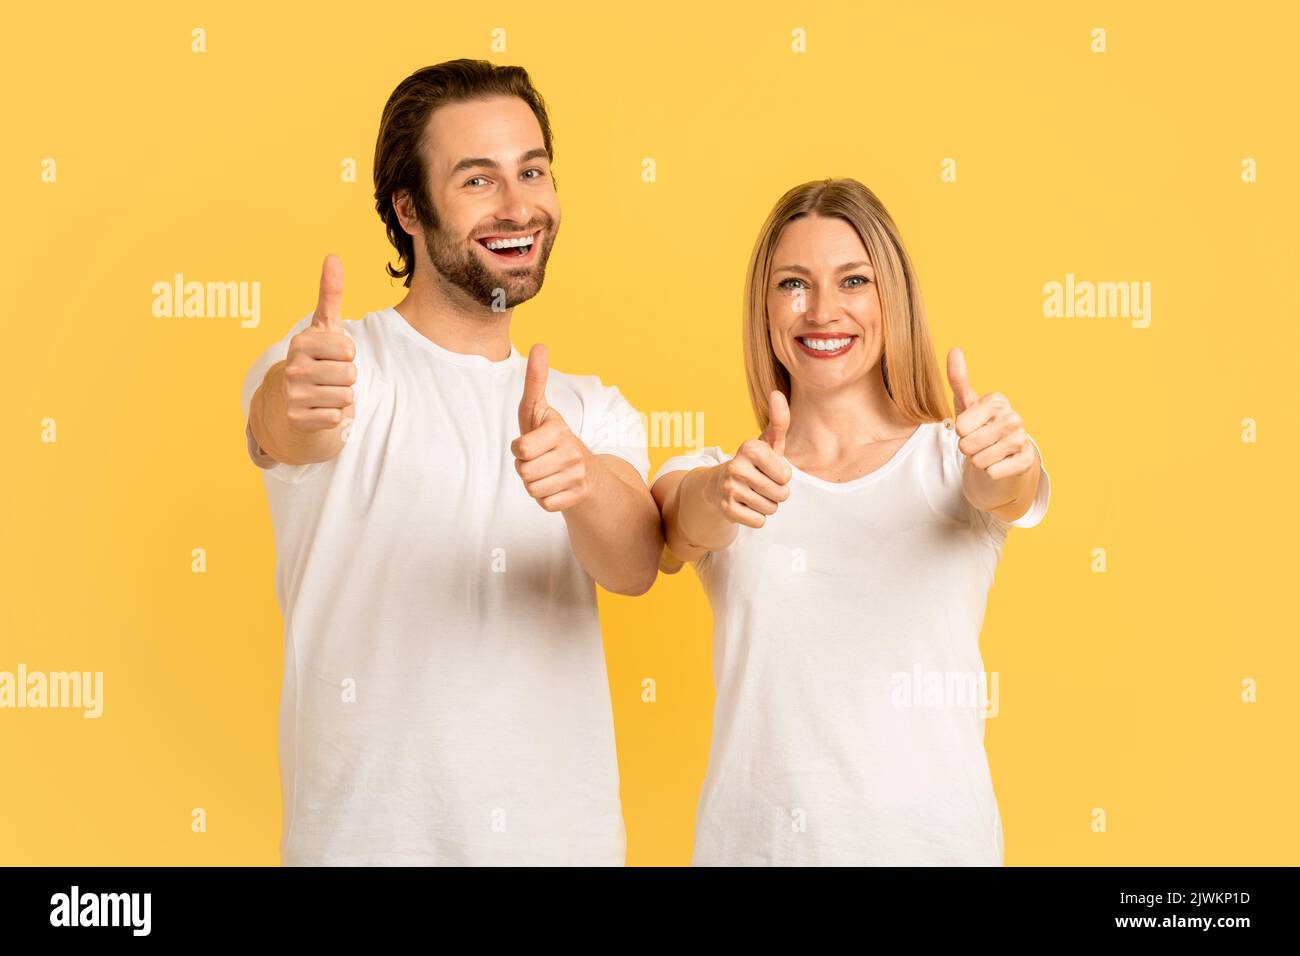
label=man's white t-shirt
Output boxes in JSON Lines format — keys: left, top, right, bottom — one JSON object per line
{"left": 239, "top": 306, "right": 649, "bottom": 866}
{"left": 652, "top": 419, "right": 1051, "bottom": 866}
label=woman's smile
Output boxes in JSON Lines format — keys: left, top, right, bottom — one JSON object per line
{"left": 794, "top": 331, "right": 859, "bottom": 359}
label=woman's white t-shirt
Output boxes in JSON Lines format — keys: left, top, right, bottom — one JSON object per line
{"left": 652, "top": 419, "right": 1051, "bottom": 866}
{"left": 240, "top": 307, "right": 648, "bottom": 866}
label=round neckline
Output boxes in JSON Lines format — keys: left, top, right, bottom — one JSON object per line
{"left": 384, "top": 307, "right": 521, "bottom": 369}
{"left": 786, "top": 421, "right": 933, "bottom": 492}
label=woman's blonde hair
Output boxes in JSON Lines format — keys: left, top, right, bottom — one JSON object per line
{"left": 742, "top": 178, "right": 950, "bottom": 431}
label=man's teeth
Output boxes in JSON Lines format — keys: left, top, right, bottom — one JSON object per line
{"left": 799, "top": 336, "right": 853, "bottom": 351}
{"left": 482, "top": 234, "right": 534, "bottom": 250}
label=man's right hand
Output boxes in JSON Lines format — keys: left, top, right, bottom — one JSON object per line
{"left": 282, "top": 254, "right": 357, "bottom": 432}
{"left": 705, "top": 389, "right": 792, "bottom": 528}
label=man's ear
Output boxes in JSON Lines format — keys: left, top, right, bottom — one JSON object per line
{"left": 392, "top": 189, "right": 418, "bottom": 235}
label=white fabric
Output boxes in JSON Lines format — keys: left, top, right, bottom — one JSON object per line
{"left": 240, "top": 306, "right": 648, "bottom": 865}
{"left": 652, "top": 419, "right": 1051, "bottom": 865}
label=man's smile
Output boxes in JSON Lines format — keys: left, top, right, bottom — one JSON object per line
{"left": 474, "top": 228, "right": 541, "bottom": 263}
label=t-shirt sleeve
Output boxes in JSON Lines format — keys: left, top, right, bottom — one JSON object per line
{"left": 577, "top": 381, "right": 650, "bottom": 483}
{"left": 650, "top": 445, "right": 731, "bottom": 490}
{"left": 239, "top": 312, "right": 334, "bottom": 484}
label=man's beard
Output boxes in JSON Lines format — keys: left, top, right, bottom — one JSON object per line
{"left": 422, "top": 217, "right": 555, "bottom": 310}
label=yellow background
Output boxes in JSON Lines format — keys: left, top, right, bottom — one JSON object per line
{"left": 3, "top": 0, "right": 1297, "bottom": 865}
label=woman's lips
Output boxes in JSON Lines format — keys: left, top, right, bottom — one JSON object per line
{"left": 794, "top": 334, "right": 858, "bottom": 359}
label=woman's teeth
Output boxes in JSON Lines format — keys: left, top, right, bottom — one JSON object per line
{"left": 798, "top": 336, "right": 853, "bottom": 351}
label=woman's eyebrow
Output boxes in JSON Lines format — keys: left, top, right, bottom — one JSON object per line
{"left": 774, "top": 261, "right": 873, "bottom": 275}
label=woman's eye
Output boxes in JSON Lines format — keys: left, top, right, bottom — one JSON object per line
{"left": 777, "top": 278, "right": 806, "bottom": 291}
{"left": 844, "top": 275, "right": 871, "bottom": 288}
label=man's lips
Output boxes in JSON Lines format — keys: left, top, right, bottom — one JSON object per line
{"left": 794, "top": 332, "right": 858, "bottom": 359}
{"left": 474, "top": 228, "right": 541, "bottom": 263}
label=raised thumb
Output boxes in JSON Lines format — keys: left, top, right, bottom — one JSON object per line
{"left": 518, "top": 343, "right": 550, "bottom": 434}
{"left": 761, "top": 389, "right": 790, "bottom": 456}
{"left": 946, "top": 347, "right": 979, "bottom": 416}
{"left": 311, "top": 253, "right": 344, "bottom": 333}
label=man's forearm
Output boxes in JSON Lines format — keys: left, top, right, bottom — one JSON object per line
{"left": 563, "top": 455, "right": 662, "bottom": 596}
{"left": 249, "top": 360, "right": 351, "bottom": 466}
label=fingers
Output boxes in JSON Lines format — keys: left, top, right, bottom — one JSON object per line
{"left": 761, "top": 390, "right": 790, "bottom": 456}
{"left": 968, "top": 429, "right": 1030, "bottom": 474}
{"left": 296, "top": 358, "right": 356, "bottom": 387}
{"left": 741, "top": 437, "right": 792, "bottom": 485}
{"left": 946, "top": 347, "right": 980, "bottom": 419}
{"left": 730, "top": 455, "right": 790, "bottom": 505}
{"left": 519, "top": 343, "right": 550, "bottom": 434}
{"left": 518, "top": 463, "right": 586, "bottom": 501}
{"left": 285, "top": 405, "right": 346, "bottom": 431}
{"left": 514, "top": 441, "right": 583, "bottom": 483}
{"left": 984, "top": 444, "right": 1035, "bottom": 481}
{"left": 960, "top": 412, "right": 1022, "bottom": 459}
{"left": 284, "top": 384, "right": 354, "bottom": 409}
{"left": 720, "top": 493, "right": 771, "bottom": 529}
{"left": 312, "top": 254, "right": 345, "bottom": 333}
{"left": 510, "top": 413, "right": 568, "bottom": 462}
{"left": 297, "top": 332, "right": 356, "bottom": 362}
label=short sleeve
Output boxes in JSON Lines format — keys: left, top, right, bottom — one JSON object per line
{"left": 650, "top": 446, "right": 731, "bottom": 490}
{"left": 239, "top": 312, "right": 341, "bottom": 484}
{"left": 579, "top": 382, "right": 650, "bottom": 483}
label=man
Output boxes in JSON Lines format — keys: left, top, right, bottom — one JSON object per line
{"left": 240, "top": 59, "right": 662, "bottom": 865}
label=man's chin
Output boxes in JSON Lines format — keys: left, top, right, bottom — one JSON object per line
{"left": 487, "top": 276, "right": 544, "bottom": 310}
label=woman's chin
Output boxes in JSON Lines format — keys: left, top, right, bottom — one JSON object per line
{"left": 788, "top": 363, "right": 870, "bottom": 391}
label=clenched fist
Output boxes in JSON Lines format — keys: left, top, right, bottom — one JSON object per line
{"left": 282, "top": 254, "right": 357, "bottom": 432}
{"left": 511, "top": 344, "right": 594, "bottom": 512}
{"left": 946, "top": 347, "right": 1035, "bottom": 480}
{"left": 707, "top": 390, "right": 792, "bottom": 528}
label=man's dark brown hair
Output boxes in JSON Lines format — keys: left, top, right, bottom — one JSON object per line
{"left": 373, "top": 59, "right": 557, "bottom": 288}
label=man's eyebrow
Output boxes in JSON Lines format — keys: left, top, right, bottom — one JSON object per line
{"left": 449, "top": 147, "right": 551, "bottom": 177}
{"left": 773, "top": 261, "right": 873, "bottom": 275}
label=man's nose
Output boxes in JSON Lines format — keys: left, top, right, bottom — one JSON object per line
{"left": 493, "top": 178, "right": 532, "bottom": 229}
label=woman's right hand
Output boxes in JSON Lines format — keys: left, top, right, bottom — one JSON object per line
{"left": 705, "top": 390, "right": 793, "bottom": 528}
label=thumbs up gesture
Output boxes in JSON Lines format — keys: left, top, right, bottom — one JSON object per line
{"left": 282, "top": 254, "right": 357, "bottom": 432}
{"left": 511, "top": 344, "right": 594, "bottom": 512}
{"left": 946, "top": 347, "right": 1035, "bottom": 480}
{"left": 706, "top": 390, "right": 792, "bottom": 528}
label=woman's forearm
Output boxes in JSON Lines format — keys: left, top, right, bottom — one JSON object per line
{"left": 663, "top": 466, "right": 741, "bottom": 560}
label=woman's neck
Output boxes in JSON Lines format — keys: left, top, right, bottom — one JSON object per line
{"left": 784, "top": 368, "right": 916, "bottom": 467}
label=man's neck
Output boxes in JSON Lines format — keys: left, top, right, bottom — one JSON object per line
{"left": 393, "top": 276, "right": 513, "bottom": 361}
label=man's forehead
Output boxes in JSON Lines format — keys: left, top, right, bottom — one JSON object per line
{"left": 422, "top": 98, "right": 547, "bottom": 175}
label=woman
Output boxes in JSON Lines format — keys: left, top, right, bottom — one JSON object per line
{"left": 651, "top": 179, "right": 1052, "bottom": 866}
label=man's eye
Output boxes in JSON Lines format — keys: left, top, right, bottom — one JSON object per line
{"left": 523, "top": 168, "right": 545, "bottom": 180}
{"left": 466, "top": 176, "right": 488, "bottom": 187}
